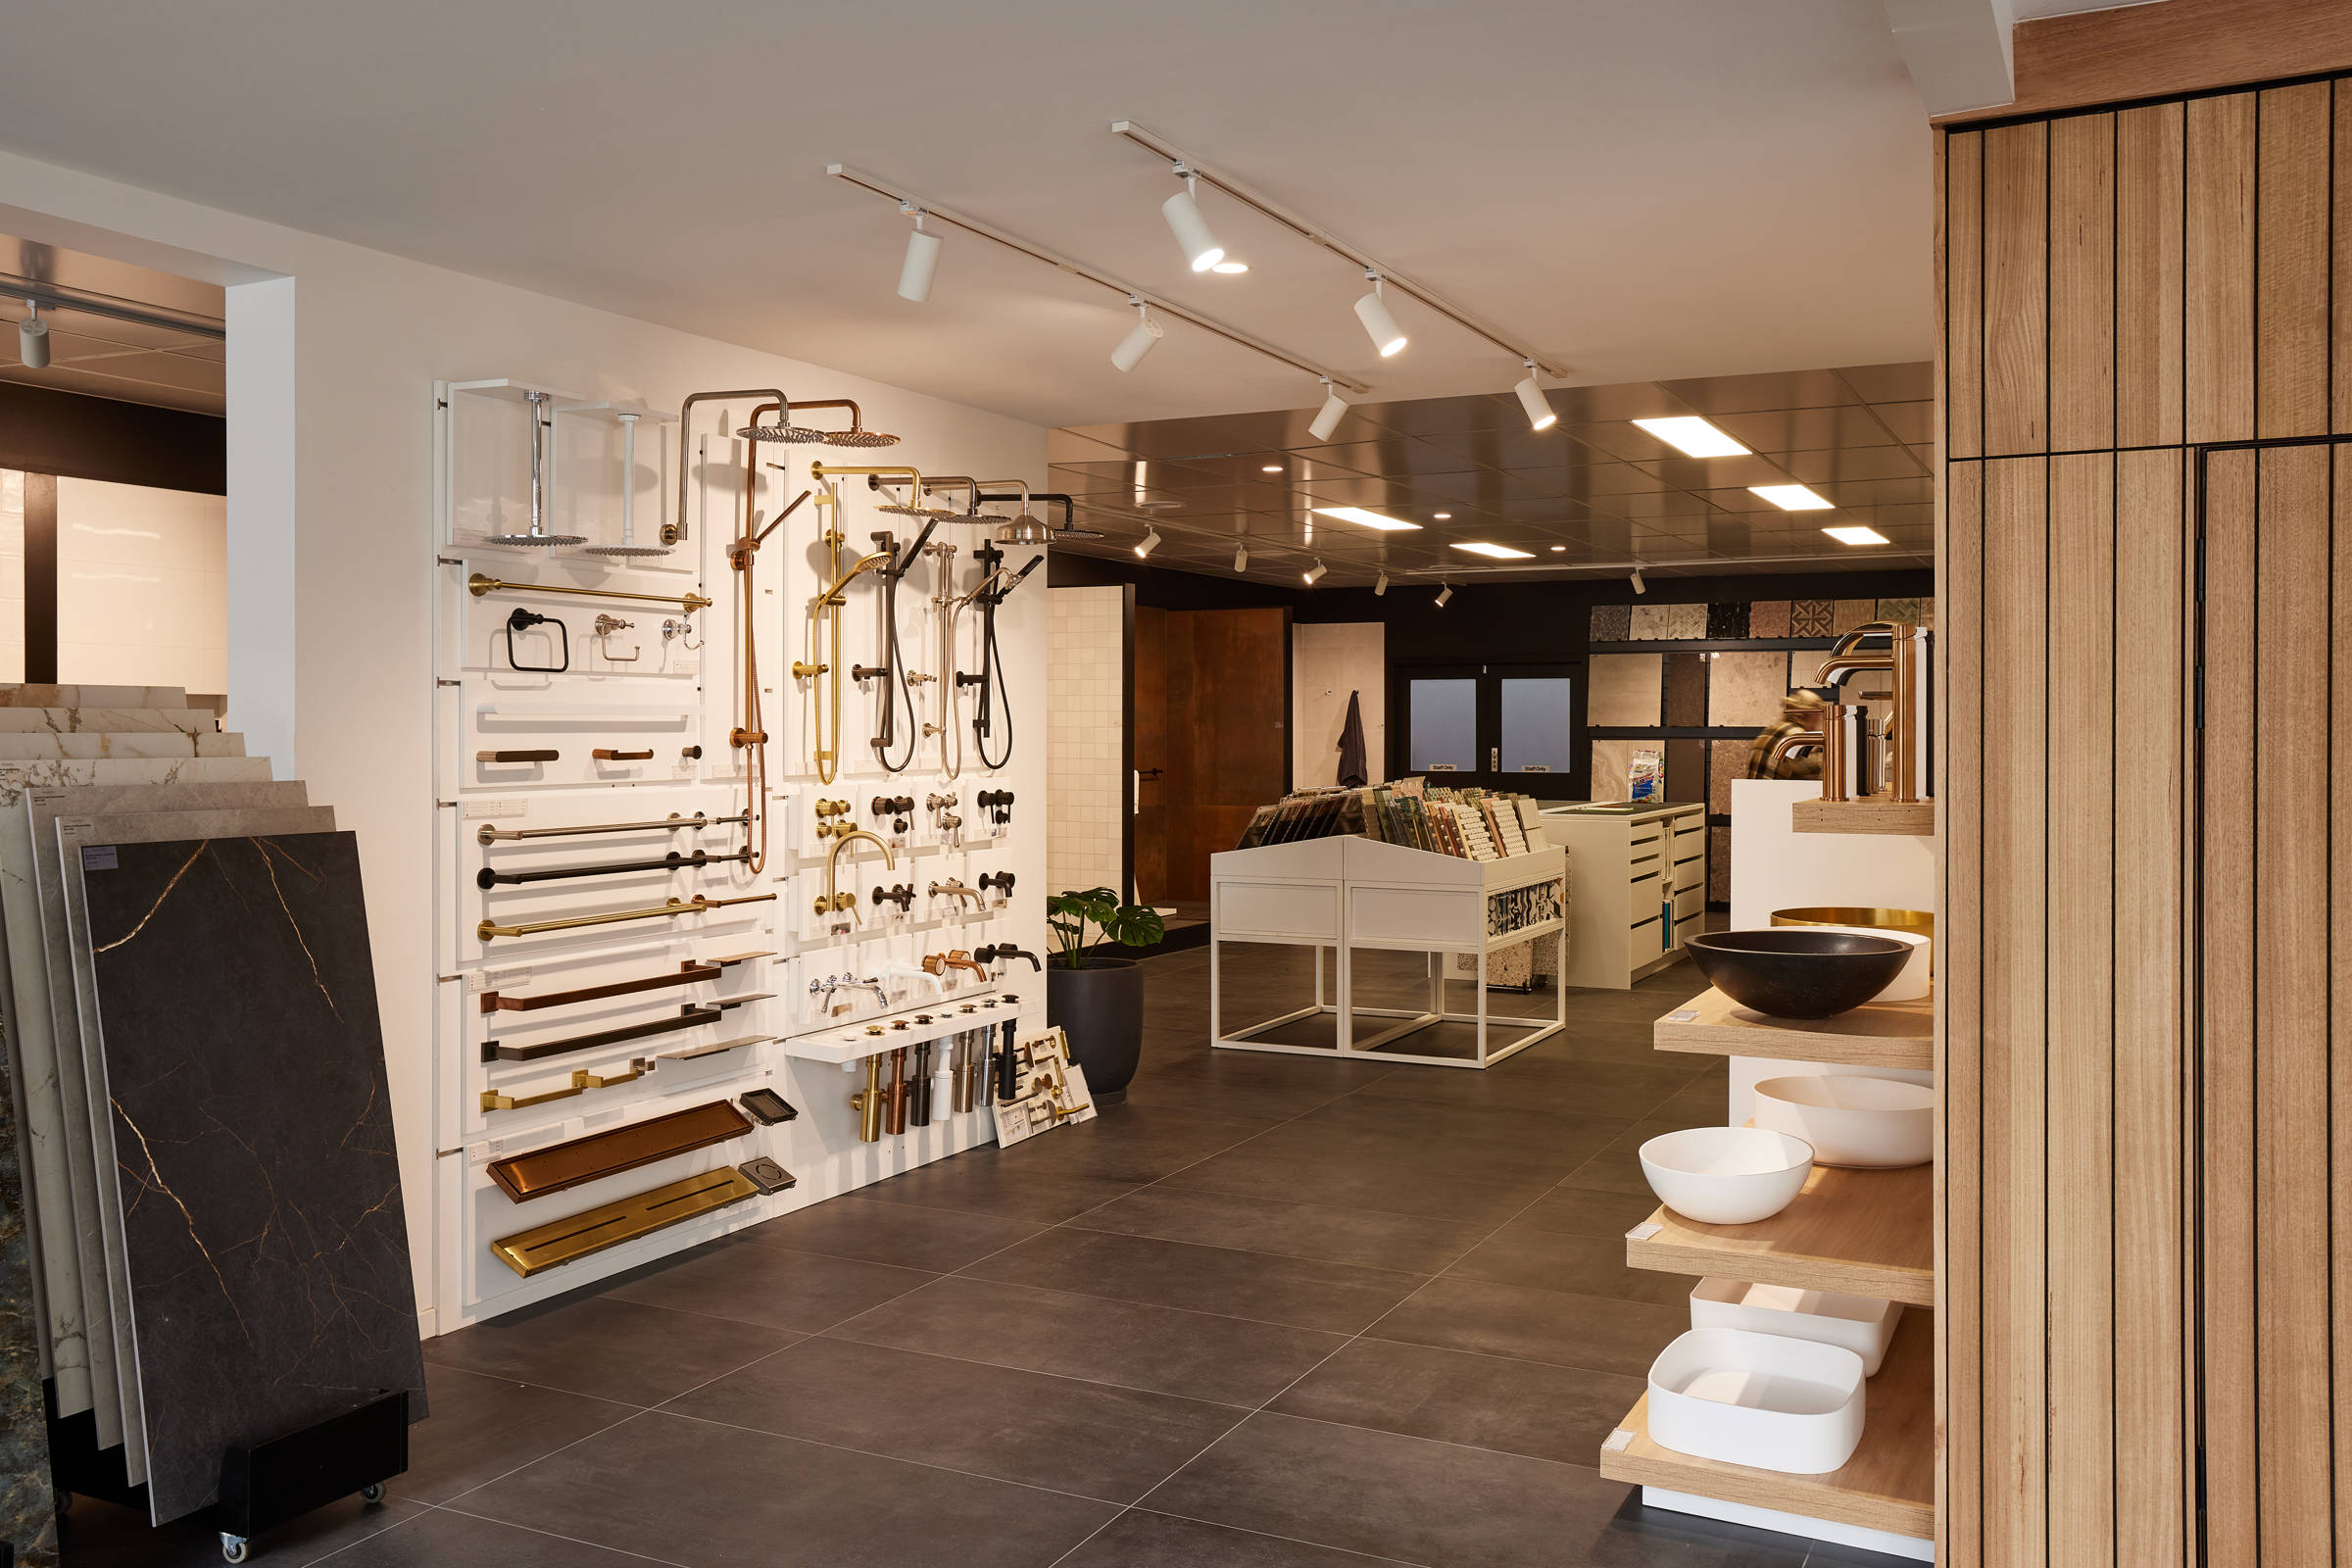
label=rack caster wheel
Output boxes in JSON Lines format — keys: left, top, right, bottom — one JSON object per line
{"left": 361, "top": 1483, "right": 386, "bottom": 1503}
{"left": 220, "top": 1533, "right": 250, "bottom": 1563}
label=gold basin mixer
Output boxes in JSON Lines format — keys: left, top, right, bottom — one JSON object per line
{"left": 816, "top": 826, "right": 897, "bottom": 923}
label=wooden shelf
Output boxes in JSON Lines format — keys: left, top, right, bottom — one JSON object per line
{"left": 1653, "top": 987, "right": 1932, "bottom": 1070}
{"left": 1790, "top": 798, "right": 1935, "bottom": 836}
{"left": 1625, "top": 1161, "right": 1933, "bottom": 1305}
{"left": 1600, "top": 1306, "right": 1934, "bottom": 1540}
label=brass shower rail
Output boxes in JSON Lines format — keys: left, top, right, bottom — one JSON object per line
{"left": 801, "top": 463, "right": 936, "bottom": 784}
{"left": 466, "top": 573, "right": 711, "bottom": 612}
{"left": 477, "top": 891, "right": 775, "bottom": 942}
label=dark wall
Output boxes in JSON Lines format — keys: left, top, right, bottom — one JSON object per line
{"left": 0, "top": 381, "right": 225, "bottom": 494}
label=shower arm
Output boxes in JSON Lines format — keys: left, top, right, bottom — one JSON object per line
{"left": 978, "top": 491, "right": 1077, "bottom": 531}
{"left": 670, "top": 388, "right": 791, "bottom": 545}
{"left": 817, "top": 828, "right": 898, "bottom": 925}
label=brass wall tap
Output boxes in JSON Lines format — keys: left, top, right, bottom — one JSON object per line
{"left": 929, "top": 880, "right": 983, "bottom": 909}
{"left": 815, "top": 828, "right": 897, "bottom": 921}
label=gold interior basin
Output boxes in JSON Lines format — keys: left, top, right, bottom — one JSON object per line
{"left": 1771, "top": 906, "right": 1935, "bottom": 976}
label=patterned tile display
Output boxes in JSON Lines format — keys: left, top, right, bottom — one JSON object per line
{"left": 1587, "top": 655, "right": 1662, "bottom": 727}
{"left": 1589, "top": 604, "right": 1632, "bottom": 642}
{"left": 1663, "top": 655, "right": 1708, "bottom": 726}
{"left": 1707, "top": 651, "right": 1792, "bottom": 727}
{"left": 1833, "top": 599, "right": 1878, "bottom": 633}
{"left": 1789, "top": 600, "right": 1835, "bottom": 636}
{"left": 1660, "top": 604, "right": 1707, "bottom": 640}
{"left": 1704, "top": 603, "right": 1750, "bottom": 640}
{"left": 1747, "top": 601, "right": 1791, "bottom": 638}
{"left": 82, "top": 832, "right": 425, "bottom": 1524}
{"left": 1627, "top": 605, "right": 1674, "bottom": 642}
{"left": 1876, "top": 596, "right": 1923, "bottom": 626}
{"left": 1708, "top": 737, "right": 1748, "bottom": 815}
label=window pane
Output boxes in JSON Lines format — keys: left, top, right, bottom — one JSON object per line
{"left": 1406, "top": 678, "right": 1477, "bottom": 772}
{"left": 1499, "top": 676, "right": 1575, "bottom": 773}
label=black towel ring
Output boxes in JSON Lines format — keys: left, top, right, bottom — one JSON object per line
{"left": 503, "top": 607, "right": 569, "bottom": 673}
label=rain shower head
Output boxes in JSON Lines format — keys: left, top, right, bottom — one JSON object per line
{"left": 579, "top": 411, "right": 672, "bottom": 557}
{"left": 824, "top": 427, "right": 901, "bottom": 448}
{"left": 977, "top": 491, "right": 1102, "bottom": 541}
{"left": 581, "top": 542, "right": 671, "bottom": 557}
{"left": 738, "top": 418, "right": 829, "bottom": 443}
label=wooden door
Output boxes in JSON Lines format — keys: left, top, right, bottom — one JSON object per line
{"left": 1152, "top": 607, "right": 1288, "bottom": 905}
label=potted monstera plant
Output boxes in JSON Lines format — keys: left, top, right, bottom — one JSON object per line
{"left": 1045, "top": 887, "right": 1165, "bottom": 1102}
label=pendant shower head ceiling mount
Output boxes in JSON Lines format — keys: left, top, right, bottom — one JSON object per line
{"left": 580, "top": 410, "right": 673, "bottom": 558}
{"left": 484, "top": 389, "right": 588, "bottom": 547}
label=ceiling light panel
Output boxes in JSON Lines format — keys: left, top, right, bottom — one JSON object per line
{"left": 1824, "top": 524, "right": 1889, "bottom": 545}
{"left": 1748, "top": 483, "right": 1835, "bottom": 511}
{"left": 1312, "top": 506, "right": 1421, "bottom": 532}
{"left": 1451, "top": 541, "right": 1534, "bottom": 560}
{"left": 1631, "top": 416, "right": 1750, "bottom": 458}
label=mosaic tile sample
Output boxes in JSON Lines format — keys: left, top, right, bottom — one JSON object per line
{"left": 0, "top": 758, "right": 274, "bottom": 1427}
{"left": 1660, "top": 603, "right": 1707, "bottom": 640}
{"left": 81, "top": 832, "right": 423, "bottom": 1525}
{"left": 1748, "top": 601, "right": 1791, "bottom": 638}
{"left": 1833, "top": 599, "right": 1878, "bottom": 633}
{"left": 1664, "top": 654, "right": 1709, "bottom": 725}
{"left": 1876, "top": 596, "right": 1923, "bottom": 626}
{"left": 1709, "top": 825, "right": 1732, "bottom": 903}
{"left": 41, "top": 794, "right": 316, "bottom": 1473}
{"left": 1587, "top": 655, "right": 1662, "bottom": 727}
{"left": 1627, "top": 605, "right": 1673, "bottom": 641}
{"left": 1708, "top": 651, "right": 1793, "bottom": 727}
{"left": 1589, "top": 604, "right": 1632, "bottom": 642}
{"left": 1709, "top": 738, "right": 1749, "bottom": 815}
{"left": 1789, "top": 600, "right": 1835, "bottom": 636}
{"left": 1704, "top": 603, "right": 1750, "bottom": 640}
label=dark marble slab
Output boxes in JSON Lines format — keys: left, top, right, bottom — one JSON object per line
{"left": 80, "top": 832, "right": 424, "bottom": 1524}
{"left": 0, "top": 1050, "right": 54, "bottom": 1566}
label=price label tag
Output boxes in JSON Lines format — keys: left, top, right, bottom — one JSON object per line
{"left": 1666, "top": 1009, "right": 1699, "bottom": 1022}
{"left": 1627, "top": 1221, "right": 1662, "bottom": 1242}
{"left": 1602, "top": 1429, "right": 1635, "bottom": 1452}
{"left": 464, "top": 798, "right": 525, "bottom": 820}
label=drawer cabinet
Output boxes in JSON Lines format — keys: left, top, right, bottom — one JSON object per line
{"left": 1543, "top": 801, "right": 1710, "bottom": 990}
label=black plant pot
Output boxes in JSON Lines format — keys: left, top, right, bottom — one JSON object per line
{"left": 1048, "top": 957, "right": 1145, "bottom": 1102}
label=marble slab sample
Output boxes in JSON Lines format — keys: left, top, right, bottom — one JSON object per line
{"left": 79, "top": 832, "right": 424, "bottom": 1526}
{"left": 0, "top": 710, "right": 217, "bottom": 735}
{"left": 0, "top": 686, "right": 186, "bottom": 709}
{"left": 0, "top": 733, "right": 243, "bottom": 760}
{"left": 1586, "top": 655, "right": 1661, "bottom": 727}
{"left": 1663, "top": 654, "right": 1709, "bottom": 725}
{"left": 0, "top": 759, "right": 276, "bottom": 1423}
{"left": 1748, "top": 601, "right": 1792, "bottom": 638}
{"left": 53, "top": 804, "right": 328, "bottom": 1482}
{"left": 1707, "top": 650, "right": 1794, "bottom": 727}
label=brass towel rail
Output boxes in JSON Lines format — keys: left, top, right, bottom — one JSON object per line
{"left": 478, "top": 952, "right": 766, "bottom": 1013}
{"left": 476, "top": 891, "right": 775, "bottom": 941}
{"left": 467, "top": 572, "right": 712, "bottom": 612}
{"left": 476, "top": 810, "right": 747, "bottom": 846}
{"left": 479, "top": 1061, "right": 647, "bottom": 1112}
{"left": 492, "top": 1167, "right": 759, "bottom": 1276}
{"left": 487, "top": 1100, "right": 753, "bottom": 1202}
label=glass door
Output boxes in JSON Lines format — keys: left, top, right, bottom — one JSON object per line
{"left": 1394, "top": 661, "right": 1583, "bottom": 796}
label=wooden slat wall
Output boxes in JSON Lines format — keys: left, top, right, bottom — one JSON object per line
{"left": 1939, "top": 71, "right": 2352, "bottom": 1567}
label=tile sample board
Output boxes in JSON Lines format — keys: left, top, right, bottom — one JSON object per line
{"left": 78, "top": 831, "right": 424, "bottom": 1524}
{"left": 0, "top": 733, "right": 242, "bottom": 760}
{"left": 30, "top": 789, "right": 308, "bottom": 1466}
{"left": 0, "top": 758, "right": 272, "bottom": 1423}
{"left": 1586, "top": 655, "right": 1661, "bottom": 727}
{"left": 54, "top": 804, "right": 328, "bottom": 1482}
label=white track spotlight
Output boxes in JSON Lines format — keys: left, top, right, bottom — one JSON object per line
{"left": 1161, "top": 167, "right": 1225, "bottom": 272}
{"left": 1303, "top": 560, "right": 1327, "bottom": 585}
{"left": 1111, "top": 296, "right": 1164, "bottom": 373}
{"left": 1374, "top": 568, "right": 1389, "bottom": 596}
{"left": 1234, "top": 542, "right": 1249, "bottom": 572}
{"left": 1630, "top": 565, "right": 1646, "bottom": 595}
{"left": 1514, "top": 361, "right": 1556, "bottom": 431}
{"left": 17, "top": 303, "right": 48, "bottom": 370}
{"left": 1435, "top": 583, "right": 1453, "bottom": 608}
{"left": 897, "top": 205, "right": 942, "bottom": 302}
{"left": 1308, "top": 377, "right": 1349, "bottom": 441}
{"left": 1353, "top": 270, "right": 1407, "bottom": 358}
{"left": 1135, "top": 526, "right": 1161, "bottom": 560}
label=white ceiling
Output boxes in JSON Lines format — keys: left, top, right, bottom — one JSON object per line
{"left": 0, "top": 1, "right": 1951, "bottom": 430}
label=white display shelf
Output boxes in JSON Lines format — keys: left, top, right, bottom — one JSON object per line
{"left": 1208, "top": 835, "right": 1566, "bottom": 1070}
{"left": 780, "top": 989, "right": 1018, "bottom": 1063}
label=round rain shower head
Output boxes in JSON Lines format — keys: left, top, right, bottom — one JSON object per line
{"left": 737, "top": 420, "right": 829, "bottom": 444}
{"left": 992, "top": 515, "right": 1054, "bottom": 544}
{"left": 580, "top": 543, "right": 673, "bottom": 558}
{"left": 1053, "top": 523, "right": 1108, "bottom": 541}
{"left": 483, "top": 531, "right": 587, "bottom": 547}
{"left": 822, "top": 427, "right": 902, "bottom": 448}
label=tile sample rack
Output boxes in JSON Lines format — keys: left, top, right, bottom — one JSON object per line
{"left": 1538, "top": 801, "right": 1706, "bottom": 989}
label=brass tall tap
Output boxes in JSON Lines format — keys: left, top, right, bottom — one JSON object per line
{"left": 817, "top": 827, "right": 897, "bottom": 923}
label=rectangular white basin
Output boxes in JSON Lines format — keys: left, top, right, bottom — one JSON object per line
{"left": 1646, "top": 1326, "right": 1866, "bottom": 1474}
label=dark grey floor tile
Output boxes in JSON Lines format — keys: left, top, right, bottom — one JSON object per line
{"left": 1588, "top": 1489, "right": 1818, "bottom": 1564}
{"left": 1355, "top": 1058, "right": 1703, "bottom": 1119}
{"left": 1072, "top": 1186, "right": 1494, "bottom": 1273}
{"left": 1292, "top": 1092, "right": 1631, "bottom": 1158}
{"left": 1001, "top": 1103, "right": 1271, "bottom": 1182}
{"left": 403, "top": 1362, "right": 637, "bottom": 1505}
{"left": 826, "top": 1275, "right": 1347, "bottom": 1406}
{"left": 853, "top": 1153, "right": 1143, "bottom": 1223}
{"left": 1143, "top": 1410, "right": 1642, "bottom": 1568}
{"left": 741, "top": 1195, "right": 1044, "bottom": 1271}
{"left": 1270, "top": 1337, "right": 1644, "bottom": 1466}
{"left": 1115, "top": 1072, "right": 1352, "bottom": 1124}
{"left": 1446, "top": 1223, "right": 1698, "bottom": 1307}
{"left": 600, "top": 1234, "right": 937, "bottom": 1332}
{"left": 1556, "top": 1139, "right": 1662, "bottom": 1197}
{"left": 57, "top": 1494, "right": 419, "bottom": 1568}
{"left": 959, "top": 1228, "right": 1425, "bottom": 1334}
{"left": 314, "top": 1508, "right": 667, "bottom": 1567}
{"left": 1511, "top": 1185, "right": 1664, "bottom": 1241}
{"left": 1059, "top": 1508, "right": 1418, "bottom": 1566}
{"left": 422, "top": 1295, "right": 797, "bottom": 1406}
{"left": 1162, "top": 1145, "right": 1555, "bottom": 1225}
{"left": 1365, "top": 1276, "right": 1688, "bottom": 1377}
{"left": 458, "top": 1410, "right": 1115, "bottom": 1568}
{"left": 664, "top": 1337, "right": 1244, "bottom": 1503}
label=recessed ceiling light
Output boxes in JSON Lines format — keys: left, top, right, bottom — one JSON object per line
{"left": 1634, "top": 416, "right": 1750, "bottom": 458}
{"left": 1261, "top": 464, "right": 1283, "bottom": 472}
{"left": 1212, "top": 261, "right": 1250, "bottom": 274}
{"left": 1749, "top": 483, "right": 1834, "bottom": 511}
{"left": 1451, "top": 541, "right": 1534, "bottom": 560}
{"left": 1312, "top": 506, "right": 1421, "bottom": 532}
{"left": 1432, "top": 512, "right": 1452, "bottom": 519}
{"left": 1549, "top": 545, "right": 1566, "bottom": 553}
{"left": 1824, "top": 524, "right": 1890, "bottom": 545}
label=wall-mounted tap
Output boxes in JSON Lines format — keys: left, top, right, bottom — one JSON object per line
{"left": 880, "top": 958, "right": 942, "bottom": 996}
{"left": 871, "top": 795, "right": 913, "bottom": 833}
{"left": 973, "top": 944, "right": 1040, "bottom": 974}
{"left": 977, "top": 870, "right": 1015, "bottom": 904}
{"left": 976, "top": 789, "right": 1014, "bottom": 827}
{"left": 852, "top": 975, "right": 892, "bottom": 1006}
{"left": 929, "top": 880, "right": 983, "bottom": 911}
{"left": 815, "top": 828, "right": 897, "bottom": 922}
{"left": 922, "top": 949, "right": 987, "bottom": 980}
{"left": 871, "top": 883, "right": 915, "bottom": 914}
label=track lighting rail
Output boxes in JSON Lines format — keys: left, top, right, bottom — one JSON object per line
{"left": 826, "top": 164, "right": 1370, "bottom": 395}
{"left": 1108, "top": 121, "right": 1567, "bottom": 378}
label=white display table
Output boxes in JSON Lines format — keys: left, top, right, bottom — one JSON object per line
{"left": 1207, "top": 835, "right": 1566, "bottom": 1069}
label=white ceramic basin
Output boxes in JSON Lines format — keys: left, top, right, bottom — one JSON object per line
{"left": 1638, "top": 1126, "right": 1813, "bottom": 1225}
{"left": 1752, "top": 1073, "right": 1934, "bottom": 1168}
{"left": 1646, "top": 1327, "right": 1866, "bottom": 1474}
{"left": 1797, "top": 925, "right": 1932, "bottom": 1002}
{"left": 1690, "top": 1278, "right": 1905, "bottom": 1376}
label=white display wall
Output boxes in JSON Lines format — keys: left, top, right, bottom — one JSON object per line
{"left": 430, "top": 382, "right": 1049, "bottom": 1325}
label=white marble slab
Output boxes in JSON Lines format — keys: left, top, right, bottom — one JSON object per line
{"left": 0, "top": 710, "right": 217, "bottom": 735}
{"left": 58, "top": 807, "right": 332, "bottom": 1486}
{"left": 0, "top": 734, "right": 242, "bottom": 760}
{"left": 0, "top": 687, "right": 188, "bottom": 710}
{"left": 0, "top": 760, "right": 274, "bottom": 1429}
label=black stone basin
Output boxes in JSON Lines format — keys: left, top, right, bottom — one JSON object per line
{"left": 1684, "top": 929, "right": 1912, "bottom": 1019}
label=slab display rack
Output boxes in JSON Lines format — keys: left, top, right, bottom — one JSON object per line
{"left": 1207, "top": 836, "right": 1566, "bottom": 1069}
